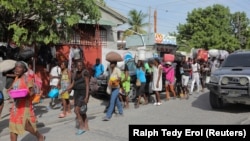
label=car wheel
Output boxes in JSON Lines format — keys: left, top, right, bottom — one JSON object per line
{"left": 128, "top": 84, "right": 137, "bottom": 102}
{"left": 209, "top": 91, "right": 224, "bottom": 109}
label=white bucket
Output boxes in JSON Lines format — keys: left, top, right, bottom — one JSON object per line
{"left": 138, "top": 49, "right": 146, "bottom": 60}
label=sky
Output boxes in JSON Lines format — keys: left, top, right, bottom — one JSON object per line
{"left": 105, "top": 0, "right": 250, "bottom": 35}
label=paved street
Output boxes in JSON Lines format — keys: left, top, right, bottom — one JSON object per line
{"left": 0, "top": 95, "right": 109, "bottom": 138}
{"left": 1, "top": 91, "right": 250, "bottom": 141}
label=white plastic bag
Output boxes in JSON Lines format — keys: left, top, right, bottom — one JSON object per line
{"left": 219, "top": 50, "right": 229, "bottom": 60}
{"left": 206, "top": 76, "right": 210, "bottom": 83}
{"left": 106, "top": 86, "right": 111, "bottom": 95}
{"left": 70, "top": 90, "right": 74, "bottom": 96}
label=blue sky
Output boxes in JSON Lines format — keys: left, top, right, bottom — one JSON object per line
{"left": 105, "top": 0, "right": 250, "bottom": 34}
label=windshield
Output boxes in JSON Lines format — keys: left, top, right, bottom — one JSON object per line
{"left": 222, "top": 54, "right": 250, "bottom": 67}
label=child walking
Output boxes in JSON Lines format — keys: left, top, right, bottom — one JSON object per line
{"left": 59, "top": 61, "right": 72, "bottom": 118}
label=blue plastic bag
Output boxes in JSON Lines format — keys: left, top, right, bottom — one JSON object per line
{"left": 48, "top": 88, "right": 59, "bottom": 98}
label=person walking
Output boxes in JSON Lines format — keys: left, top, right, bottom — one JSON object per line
{"left": 199, "top": 61, "right": 210, "bottom": 92}
{"left": 174, "top": 61, "right": 182, "bottom": 98}
{"left": 58, "top": 61, "right": 72, "bottom": 118}
{"left": 135, "top": 60, "right": 148, "bottom": 108}
{"left": 190, "top": 59, "right": 201, "bottom": 94}
{"left": 145, "top": 59, "right": 154, "bottom": 102}
{"left": 68, "top": 60, "right": 90, "bottom": 135}
{"left": 8, "top": 61, "right": 45, "bottom": 141}
{"left": 119, "top": 64, "right": 130, "bottom": 109}
{"left": 181, "top": 58, "right": 191, "bottom": 99}
{"left": 163, "top": 61, "right": 176, "bottom": 100}
{"left": 152, "top": 58, "right": 163, "bottom": 106}
{"left": 47, "top": 58, "right": 61, "bottom": 110}
{"left": 102, "top": 61, "right": 123, "bottom": 121}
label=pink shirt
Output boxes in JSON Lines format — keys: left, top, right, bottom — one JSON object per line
{"left": 164, "top": 67, "right": 175, "bottom": 83}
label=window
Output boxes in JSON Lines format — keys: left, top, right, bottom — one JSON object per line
{"left": 100, "top": 30, "right": 107, "bottom": 48}
{"left": 222, "top": 54, "right": 250, "bottom": 67}
{"left": 69, "top": 32, "right": 81, "bottom": 45}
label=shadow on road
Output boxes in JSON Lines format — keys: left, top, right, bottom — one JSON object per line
{"left": 91, "top": 93, "right": 110, "bottom": 101}
{"left": 0, "top": 119, "right": 9, "bottom": 134}
{"left": 34, "top": 104, "right": 49, "bottom": 118}
{"left": 91, "top": 93, "right": 110, "bottom": 113}
{"left": 20, "top": 127, "right": 51, "bottom": 141}
{"left": 192, "top": 92, "right": 250, "bottom": 113}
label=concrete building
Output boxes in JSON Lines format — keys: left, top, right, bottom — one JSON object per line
{"left": 125, "top": 33, "right": 178, "bottom": 58}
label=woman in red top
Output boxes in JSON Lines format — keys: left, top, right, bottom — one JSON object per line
{"left": 8, "top": 61, "right": 45, "bottom": 141}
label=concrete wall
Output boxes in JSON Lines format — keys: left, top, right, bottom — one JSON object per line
{"left": 99, "top": 8, "right": 125, "bottom": 49}
{"left": 105, "top": 26, "right": 117, "bottom": 49}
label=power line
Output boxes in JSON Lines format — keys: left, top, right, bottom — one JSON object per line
{"left": 107, "top": 0, "right": 250, "bottom": 33}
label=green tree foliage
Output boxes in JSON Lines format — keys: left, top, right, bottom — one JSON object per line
{"left": 0, "top": 0, "right": 101, "bottom": 45}
{"left": 123, "top": 9, "right": 148, "bottom": 40}
{"left": 231, "top": 12, "right": 250, "bottom": 49}
{"left": 177, "top": 4, "right": 250, "bottom": 52}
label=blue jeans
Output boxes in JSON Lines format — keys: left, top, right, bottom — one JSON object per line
{"left": 106, "top": 88, "right": 123, "bottom": 118}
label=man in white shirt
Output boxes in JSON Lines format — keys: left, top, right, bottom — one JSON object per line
{"left": 47, "top": 59, "right": 61, "bottom": 110}
{"left": 190, "top": 59, "right": 201, "bottom": 94}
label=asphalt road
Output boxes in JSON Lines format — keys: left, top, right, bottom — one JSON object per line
{"left": 1, "top": 90, "right": 250, "bottom": 141}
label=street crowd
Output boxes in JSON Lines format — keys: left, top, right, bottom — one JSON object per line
{"left": 0, "top": 52, "right": 224, "bottom": 141}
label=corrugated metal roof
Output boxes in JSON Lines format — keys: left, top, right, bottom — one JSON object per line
{"left": 96, "top": 3, "right": 128, "bottom": 23}
{"left": 79, "top": 19, "right": 116, "bottom": 26}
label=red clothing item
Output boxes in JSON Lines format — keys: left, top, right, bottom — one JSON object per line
{"left": 9, "top": 75, "right": 37, "bottom": 135}
{"left": 164, "top": 66, "right": 175, "bottom": 83}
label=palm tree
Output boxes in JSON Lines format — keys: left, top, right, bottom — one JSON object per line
{"left": 122, "top": 9, "right": 148, "bottom": 40}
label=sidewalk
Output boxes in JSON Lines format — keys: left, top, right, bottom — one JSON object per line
{"left": 0, "top": 96, "right": 108, "bottom": 137}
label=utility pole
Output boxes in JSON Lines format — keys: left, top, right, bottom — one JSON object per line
{"left": 148, "top": 6, "right": 151, "bottom": 35}
{"left": 154, "top": 9, "right": 157, "bottom": 33}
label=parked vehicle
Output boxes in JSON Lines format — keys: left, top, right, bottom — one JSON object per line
{"left": 206, "top": 51, "right": 250, "bottom": 109}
